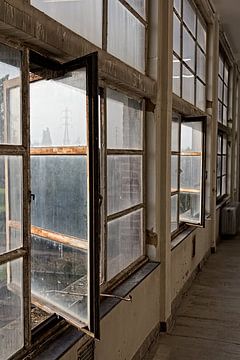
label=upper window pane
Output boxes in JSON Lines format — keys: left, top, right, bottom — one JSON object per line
{"left": 107, "top": 89, "right": 143, "bottom": 150}
{"left": 181, "top": 122, "right": 202, "bottom": 152}
{"left": 108, "top": 0, "right": 145, "bottom": 73}
{"left": 174, "top": 0, "right": 181, "bottom": 14}
{"left": 30, "top": 69, "right": 87, "bottom": 147}
{"left": 182, "top": 65, "right": 194, "bottom": 104}
{"left": 173, "top": 13, "right": 181, "bottom": 55}
{"left": 197, "top": 18, "right": 207, "bottom": 52}
{"left": 31, "top": 0, "right": 103, "bottom": 47}
{"left": 183, "top": 27, "right": 195, "bottom": 71}
{"left": 0, "top": 44, "right": 21, "bottom": 145}
{"left": 127, "top": 0, "right": 146, "bottom": 18}
{"left": 183, "top": 0, "right": 196, "bottom": 35}
{"left": 173, "top": 55, "right": 181, "bottom": 96}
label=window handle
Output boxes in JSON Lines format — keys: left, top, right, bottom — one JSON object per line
{"left": 31, "top": 193, "right": 35, "bottom": 201}
{"left": 100, "top": 293, "right": 132, "bottom": 302}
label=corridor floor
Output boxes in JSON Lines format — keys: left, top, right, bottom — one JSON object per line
{"left": 144, "top": 236, "right": 240, "bottom": 360}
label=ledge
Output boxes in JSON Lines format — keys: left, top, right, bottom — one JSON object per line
{"left": 171, "top": 227, "right": 196, "bottom": 251}
{"left": 32, "top": 261, "right": 160, "bottom": 360}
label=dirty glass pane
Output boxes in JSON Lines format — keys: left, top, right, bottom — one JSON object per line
{"left": 182, "top": 65, "right": 194, "bottom": 104}
{"left": 173, "top": 55, "right": 181, "bottom": 96}
{"left": 222, "top": 156, "right": 227, "bottom": 175}
{"left": 224, "top": 64, "right": 229, "bottom": 85}
{"left": 31, "top": 156, "right": 88, "bottom": 240}
{"left": 173, "top": 13, "right": 181, "bottom": 56}
{"left": 127, "top": 0, "right": 146, "bottom": 18}
{"left": 183, "top": 27, "right": 195, "bottom": 71}
{"left": 172, "top": 116, "right": 180, "bottom": 152}
{"left": 196, "top": 80, "right": 205, "bottom": 111}
{"left": 180, "top": 156, "right": 201, "bottom": 191}
{"left": 223, "top": 136, "right": 227, "bottom": 154}
{"left": 31, "top": 235, "right": 88, "bottom": 324}
{"left": 0, "top": 259, "right": 24, "bottom": 360}
{"left": 179, "top": 192, "right": 201, "bottom": 223}
{"left": 107, "top": 210, "right": 143, "bottom": 280}
{"left": 218, "top": 79, "right": 223, "bottom": 101}
{"left": 217, "top": 178, "right": 221, "bottom": 197}
{"left": 197, "top": 47, "right": 206, "bottom": 82}
{"left": 218, "top": 101, "right": 222, "bottom": 123}
{"left": 107, "top": 156, "right": 142, "bottom": 215}
{"left": 224, "top": 84, "right": 228, "bottom": 106}
{"left": 223, "top": 106, "right": 227, "bottom": 126}
{"left": 217, "top": 156, "right": 221, "bottom": 176}
{"left": 171, "top": 195, "right": 178, "bottom": 232}
{"left": 222, "top": 175, "right": 227, "bottom": 195}
{"left": 219, "top": 57, "right": 224, "bottom": 78}
{"left": 0, "top": 156, "right": 22, "bottom": 254}
{"left": 174, "top": 0, "right": 181, "bottom": 14}
{"left": 217, "top": 135, "right": 222, "bottom": 153}
{"left": 183, "top": 0, "right": 196, "bottom": 35}
{"left": 31, "top": 0, "right": 103, "bottom": 47}
{"left": 107, "top": 89, "right": 143, "bottom": 150}
{"left": 181, "top": 121, "right": 202, "bottom": 152}
{"left": 171, "top": 155, "right": 179, "bottom": 192}
{"left": 197, "top": 19, "right": 206, "bottom": 52}
{"left": 30, "top": 69, "right": 87, "bottom": 147}
{"left": 108, "top": 0, "right": 145, "bottom": 73}
{"left": 0, "top": 43, "right": 21, "bottom": 145}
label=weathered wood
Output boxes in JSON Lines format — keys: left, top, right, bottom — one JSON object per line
{"left": 30, "top": 146, "right": 87, "bottom": 156}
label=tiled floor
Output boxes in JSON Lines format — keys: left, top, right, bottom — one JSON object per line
{"left": 144, "top": 237, "right": 240, "bottom": 359}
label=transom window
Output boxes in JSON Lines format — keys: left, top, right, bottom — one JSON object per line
{"left": 173, "top": 0, "right": 207, "bottom": 111}
{"left": 171, "top": 113, "right": 206, "bottom": 235}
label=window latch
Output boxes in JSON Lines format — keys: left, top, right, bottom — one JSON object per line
{"left": 30, "top": 193, "right": 35, "bottom": 201}
{"left": 100, "top": 293, "right": 132, "bottom": 302}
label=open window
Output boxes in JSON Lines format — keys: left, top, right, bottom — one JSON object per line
{"left": 171, "top": 114, "right": 206, "bottom": 235}
{"left": 28, "top": 52, "right": 100, "bottom": 337}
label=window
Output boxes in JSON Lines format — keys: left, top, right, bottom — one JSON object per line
{"left": 171, "top": 113, "right": 206, "bottom": 234}
{"left": 173, "top": 0, "right": 207, "bottom": 111}
{"left": 31, "top": 0, "right": 147, "bottom": 73}
{"left": 107, "top": 0, "right": 146, "bottom": 73}
{"left": 31, "top": 0, "right": 103, "bottom": 48}
{"left": 0, "top": 46, "right": 100, "bottom": 360}
{"left": 103, "top": 89, "right": 145, "bottom": 282}
{"left": 216, "top": 51, "right": 230, "bottom": 201}
{"left": 218, "top": 54, "right": 229, "bottom": 126}
{"left": 217, "top": 133, "right": 228, "bottom": 198}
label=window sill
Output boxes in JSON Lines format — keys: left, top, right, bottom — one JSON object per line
{"left": 31, "top": 261, "right": 160, "bottom": 360}
{"left": 171, "top": 227, "right": 196, "bottom": 251}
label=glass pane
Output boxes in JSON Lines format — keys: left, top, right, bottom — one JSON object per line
{"left": 222, "top": 175, "right": 227, "bottom": 195}
{"left": 181, "top": 121, "right": 202, "bottom": 152}
{"left": 0, "top": 43, "right": 21, "bottom": 145}
{"left": 31, "top": 0, "right": 103, "bottom": 47}
{"left": 31, "top": 235, "right": 88, "bottom": 324}
{"left": 107, "top": 89, "right": 143, "bottom": 150}
{"left": 108, "top": 0, "right": 145, "bottom": 73}
{"left": 223, "top": 106, "right": 227, "bottom": 126}
{"left": 172, "top": 116, "right": 180, "bottom": 151}
{"left": 107, "top": 156, "right": 142, "bottom": 215}
{"left": 183, "top": 0, "right": 196, "bottom": 35}
{"left": 217, "top": 155, "right": 221, "bottom": 176}
{"left": 219, "top": 56, "right": 224, "bottom": 78}
{"left": 224, "top": 84, "right": 228, "bottom": 106}
{"left": 0, "top": 259, "right": 24, "bottom": 359}
{"left": 217, "top": 135, "right": 222, "bottom": 153}
{"left": 127, "top": 0, "right": 146, "bottom": 18}
{"left": 197, "top": 47, "right": 206, "bottom": 82}
{"left": 171, "top": 195, "right": 178, "bottom": 232}
{"left": 217, "top": 178, "right": 221, "bottom": 197}
{"left": 222, "top": 156, "right": 227, "bottom": 175}
{"left": 223, "top": 136, "right": 227, "bottom": 154}
{"left": 183, "top": 27, "right": 195, "bottom": 71}
{"left": 0, "top": 156, "right": 22, "bottom": 254}
{"left": 180, "top": 155, "right": 201, "bottom": 191}
{"left": 173, "top": 13, "right": 181, "bottom": 55}
{"left": 107, "top": 210, "right": 143, "bottom": 280}
{"left": 174, "top": 0, "right": 181, "bottom": 14}
{"left": 30, "top": 69, "right": 87, "bottom": 147}
{"left": 171, "top": 155, "right": 179, "bottom": 192}
{"left": 173, "top": 55, "right": 181, "bottom": 96}
{"left": 182, "top": 65, "right": 194, "bottom": 104}
{"left": 179, "top": 192, "right": 201, "bottom": 223}
{"left": 218, "top": 78, "right": 223, "bottom": 101}
{"left": 196, "top": 80, "right": 205, "bottom": 111}
{"left": 197, "top": 19, "right": 206, "bottom": 52}
{"left": 31, "top": 156, "right": 88, "bottom": 240}
{"left": 224, "top": 64, "right": 229, "bottom": 85}
{"left": 218, "top": 101, "right": 222, "bottom": 123}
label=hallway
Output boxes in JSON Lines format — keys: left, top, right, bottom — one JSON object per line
{"left": 145, "top": 236, "right": 240, "bottom": 360}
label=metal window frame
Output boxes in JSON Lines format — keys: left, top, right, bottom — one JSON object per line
{"left": 28, "top": 50, "right": 100, "bottom": 338}
{"left": 171, "top": 113, "right": 207, "bottom": 238}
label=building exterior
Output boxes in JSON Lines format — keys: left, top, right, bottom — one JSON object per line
{"left": 0, "top": 0, "right": 239, "bottom": 359}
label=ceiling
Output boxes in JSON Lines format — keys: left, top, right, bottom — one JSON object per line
{"left": 211, "top": 0, "right": 240, "bottom": 62}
